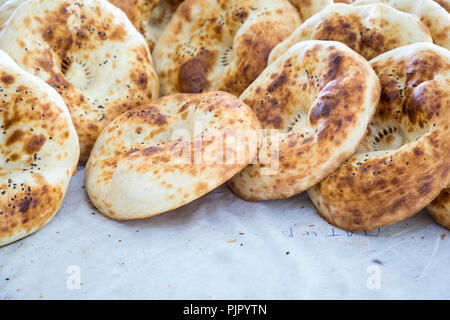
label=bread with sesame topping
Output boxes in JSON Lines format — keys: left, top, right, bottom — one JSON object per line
{"left": 0, "top": 49, "right": 79, "bottom": 246}
{"left": 85, "top": 91, "right": 261, "bottom": 220}
{"left": 269, "top": 3, "right": 433, "bottom": 63}
{"left": 0, "top": 0, "right": 159, "bottom": 161}
{"left": 308, "top": 43, "right": 450, "bottom": 231}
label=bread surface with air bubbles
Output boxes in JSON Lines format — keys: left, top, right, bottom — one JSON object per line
{"left": 308, "top": 43, "right": 450, "bottom": 232}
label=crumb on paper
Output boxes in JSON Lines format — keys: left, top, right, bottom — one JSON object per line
{"left": 372, "top": 259, "right": 384, "bottom": 265}
{"left": 227, "top": 240, "right": 237, "bottom": 243}
{"left": 346, "top": 241, "right": 368, "bottom": 247}
{"left": 441, "top": 234, "right": 447, "bottom": 240}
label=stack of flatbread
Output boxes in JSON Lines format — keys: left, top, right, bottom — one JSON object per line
{"left": 0, "top": 0, "right": 448, "bottom": 246}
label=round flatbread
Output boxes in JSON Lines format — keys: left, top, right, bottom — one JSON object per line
{"left": 109, "top": 0, "right": 184, "bottom": 51}
{"left": 269, "top": 3, "right": 433, "bottom": 63}
{"left": 0, "top": 0, "right": 26, "bottom": 29}
{"left": 0, "top": 0, "right": 159, "bottom": 161}
{"left": 153, "top": 0, "right": 301, "bottom": 97}
{"left": 0, "top": 49, "right": 79, "bottom": 246}
{"left": 85, "top": 91, "right": 261, "bottom": 220}
{"left": 308, "top": 43, "right": 450, "bottom": 231}
{"left": 228, "top": 41, "right": 380, "bottom": 201}
{"left": 352, "top": 0, "right": 450, "bottom": 50}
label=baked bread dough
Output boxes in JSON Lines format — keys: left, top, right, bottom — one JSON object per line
{"left": 228, "top": 40, "right": 380, "bottom": 201}
{"left": 352, "top": 0, "right": 450, "bottom": 50}
{"left": 0, "top": 49, "right": 79, "bottom": 246}
{"left": 269, "top": 3, "right": 433, "bottom": 63}
{"left": 428, "top": 185, "right": 450, "bottom": 229}
{"left": 85, "top": 91, "right": 261, "bottom": 220}
{"left": 153, "top": 0, "right": 301, "bottom": 97}
{"left": 0, "top": 0, "right": 159, "bottom": 161}
{"left": 308, "top": 43, "right": 450, "bottom": 231}
{"left": 109, "top": 0, "right": 184, "bottom": 51}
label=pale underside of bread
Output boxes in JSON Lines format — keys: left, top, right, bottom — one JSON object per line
{"left": 0, "top": 0, "right": 159, "bottom": 162}
{"left": 0, "top": 49, "right": 79, "bottom": 247}
{"left": 108, "top": 0, "right": 183, "bottom": 51}
{"left": 153, "top": 0, "right": 301, "bottom": 97}
{"left": 85, "top": 92, "right": 261, "bottom": 220}
{"left": 352, "top": 0, "right": 450, "bottom": 50}
{"left": 228, "top": 40, "right": 381, "bottom": 201}
{"left": 308, "top": 43, "right": 450, "bottom": 232}
{"left": 269, "top": 3, "right": 433, "bottom": 63}
{"left": 427, "top": 186, "right": 450, "bottom": 229}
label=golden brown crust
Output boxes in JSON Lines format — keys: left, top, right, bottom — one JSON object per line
{"left": 153, "top": 0, "right": 301, "bottom": 96}
{"left": 228, "top": 41, "right": 380, "bottom": 201}
{"left": 428, "top": 186, "right": 450, "bottom": 229}
{"left": 0, "top": 0, "right": 159, "bottom": 161}
{"left": 308, "top": 43, "right": 450, "bottom": 231}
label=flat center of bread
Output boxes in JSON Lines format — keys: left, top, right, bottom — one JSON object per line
{"left": 61, "top": 56, "right": 93, "bottom": 92}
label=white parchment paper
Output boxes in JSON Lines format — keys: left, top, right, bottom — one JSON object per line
{"left": 0, "top": 165, "right": 449, "bottom": 299}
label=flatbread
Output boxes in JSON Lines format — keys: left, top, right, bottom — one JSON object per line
{"left": 352, "top": 0, "right": 450, "bottom": 50}
{"left": 109, "top": 0, "right": 184, "bottom": 51}
{"left": 153, "top": 0, "right": 301, "bottom": 96}
{"left": 288, "top": 0, "right": 332, "bottom": 20}
{"left": 309, "top": 43, "right": 450, "bottom": 231}
{"left": 428, "top": 185, "right": 450, "bottom": 229}
{"left": 85, "top": 92, "right": 261, "bottom": 220}
{"left": 0, "top": 49, "right": 79, "bottom": 246}
{"left": 228, "top": 41, "right": 380, "bottom": 201}
{"left": 0, "top": 0, "right": 27, "bottom": 29}
{"left": 269, "top": 3, "right": 433, "bottom": 63}
{"left": 0, "top": 0, "right": 159, "bottom": 161}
